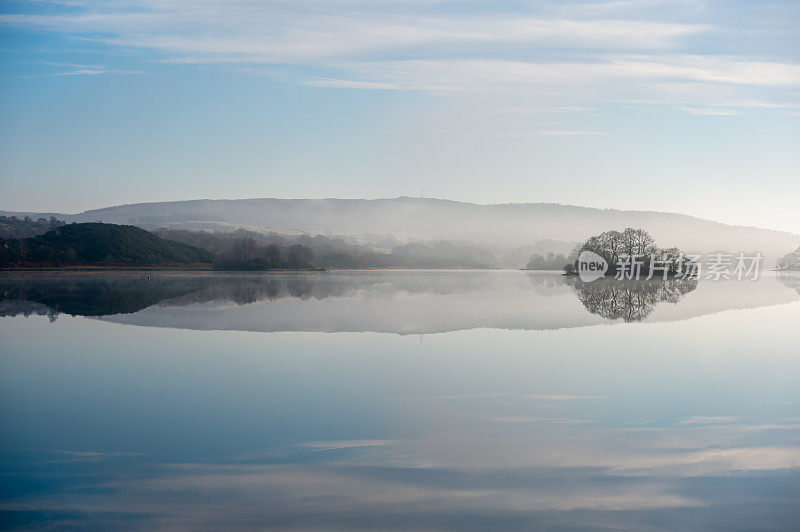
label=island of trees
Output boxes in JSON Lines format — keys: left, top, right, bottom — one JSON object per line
{"left": 776, "top": 246, "right": 800, "bottom": 271}
{"left": 563, "top": 227, "right": 694, "bottom": 278}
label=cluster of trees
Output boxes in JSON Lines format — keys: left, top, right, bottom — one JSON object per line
{"left": 156, "top": 228, "right": 363, "bottom": 270}
{"left": 390, "top": 241, "right": 497, "bottom": 268}
{"left": 565, "top": 228, "right": 692, "bottom": 277}
{"left": 155, "top": 228, "right": 498, "bottom": 269}
{"left": 524, "top": 252, "right": 569, "bottom": 270}
{"left": 496, "top": 239, "right": 577, "bottom": 268}
{"left": 0, "top": 216, "right": 65, "bottom": 239}
{"left": 776, "top": 246, "right": 800, "bottom": 271}
{"left": 212, "top": 238, "right": 315, "bottom": 270}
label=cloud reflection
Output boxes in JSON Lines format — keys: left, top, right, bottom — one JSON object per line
{"left": 4, "top": 418, "right": 799, "bottom": 531}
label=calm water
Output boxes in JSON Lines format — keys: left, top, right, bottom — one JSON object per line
{"left": 1, "top": 270, "right": 799, "bottom": 530}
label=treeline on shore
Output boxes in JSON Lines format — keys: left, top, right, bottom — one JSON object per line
{"left": 0, "top": 220, "right": 501, "bottom": 270}
{"left": 4, "top": 216, "right": 799, "bottom": 273}
{"left": 154, "top": 228, "right": 499, "bottom": 270}
{"left": 0, "top": 215, "right": 66, "bottom": 239}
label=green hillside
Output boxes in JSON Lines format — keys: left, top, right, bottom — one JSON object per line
{"left": 1, "top": 223, "right": 213, "bottom": 266}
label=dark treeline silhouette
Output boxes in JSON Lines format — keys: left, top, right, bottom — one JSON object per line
{"left": 0, "top": 216, "right": 65, "bottom": 239}
{"left": 565, "top": 228, "right": 694, "bottom": 277}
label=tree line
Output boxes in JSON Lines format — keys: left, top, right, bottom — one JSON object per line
{"left": 155, "top": 228, "right": 499, "bottom": 270}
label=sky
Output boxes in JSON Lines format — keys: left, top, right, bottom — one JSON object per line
{"left": 0, "top": 0, "right": 798, "bottom": 233}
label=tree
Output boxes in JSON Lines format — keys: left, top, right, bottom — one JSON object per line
{"left": 776, "top": 246, "right": 800, "bottom": 271}
{"left": 525, "top": 252, "right": 567, "bottom": 270}
{"left": 567, "top": 228, "right": 693, "bottom": 277}
{"left": 286, "top": 245, "right": 314, "bottom": 268}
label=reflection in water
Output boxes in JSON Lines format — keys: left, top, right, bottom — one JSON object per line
{"left": 0, "top": 272, "right": 496, "bottom": 317}
{"left": 567, "top": 277, "right": 698, "bottom": 322}
{"left": 0, "top": 271, "right": 797, "bottom": 333}
{"left": 778, "top": 271, "right": 800, "bottom": 295}
{"left": 0, "top": 275, "right": 209, "bottom": 317}
{"left": 1, "top": 271, "right": 800, "bottom": 530}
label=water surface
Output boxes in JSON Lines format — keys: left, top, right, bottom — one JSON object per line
{"left": 1, "top": 271, "right": 799, "bottom": 530}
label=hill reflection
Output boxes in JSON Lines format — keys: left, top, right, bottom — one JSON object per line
{"left": 0, "top": 271, "right": 797, "bottom": 333}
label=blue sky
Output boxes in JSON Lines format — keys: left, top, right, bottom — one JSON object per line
{"left": 0, "top": 0, "right": 798, "bottom": 232}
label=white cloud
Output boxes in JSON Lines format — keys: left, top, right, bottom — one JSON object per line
{"left": 680, "top": 107, "right": 741, "bottom": 116}
{"left": 678, "top": 416, "right": 742, "bottom": 425}
{"left": 298, "top": 439, "right": 395, "bottom": 452}
{"left": 1, "top": 0, "right": 798, "bottom": 111}
{"left": 51, "top": 67, "right": 143, "bottom": 76}
{"left": 332, "top": 56, "right": 800, "bottom": 92}
{"left": 493, "top": 416, "right": 591, "bottom": 424}
{"left": 527, "top": 130, "right": 608, "bottom": 136}
{"left": 0, "top": 11, "right": 708, "bottom": 62}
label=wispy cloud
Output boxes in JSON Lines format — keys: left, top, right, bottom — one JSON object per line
{"left": 678, "top": 416, "right": 742, "bottom": 425}
{"left": 22, "top": 62, "right": 145, "bottom": 77}
{"left": 680, "top": 106, "right": 741, "bottom": 116}
{"left": 51, "top": 67, "right": 143, "bottom": 76}
{"left": 432, "top": 393, "right": 607, "bottom": 401}
{"left": 0, "top": 11, "right": 709, "bottom": 62}
{"left": 328, "top": 56, "right": 800, "bottom": 94}
{"left": 493, "top": 416, "right": 591, "bottom": 424}
{"left": 527, "top": 130, "right": 608, "bottom": 136}
{"left": 44, "top": 449, "right": 144, "bottom": 462}
{"left": 1, "top": 0, "right": 797, "bottom": 112}
{"left": 298, "top": 440, "right": 395, "bottom": 452}
{"left": 519, "top": 394, "right": 607, "bottom": 400}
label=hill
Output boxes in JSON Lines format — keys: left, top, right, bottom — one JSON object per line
{"left": 0, "top": 223, "right": 213, "bottom": 267}
{"left": 3, "top": 197, "right": 798, "bottom": 263}
{"left": 0, "top": 215, "right": 66, "bottom": 239}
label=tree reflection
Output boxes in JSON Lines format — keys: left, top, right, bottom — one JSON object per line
{"left": 0, "top": 272, "right": 496, "bottom": 318}
{"left": 777, "top": 272, "right": 800, "bottom": 295}
{"left": 566, "top": 277, "right": 698, "bottom": 322}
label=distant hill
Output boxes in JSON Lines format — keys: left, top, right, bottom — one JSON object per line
{"left": 0, "top": 223, "right": 213, "bottom": 267}
{"left": 3, "top": 197, "right": 798, "bottom": 263}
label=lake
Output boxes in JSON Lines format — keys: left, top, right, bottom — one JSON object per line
{"left": 1, "top": 270, "right": 799, "bottom": 530}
